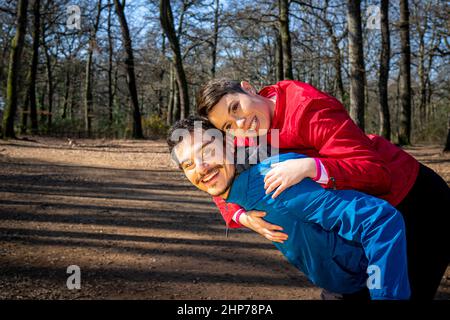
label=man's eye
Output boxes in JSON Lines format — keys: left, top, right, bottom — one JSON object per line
{"left": 224, "top": 124, "right": 231, "bottom": 131}
{"left": 231, "top": 103, "right": 239, "bottom": 112}
{"left": 183, "top": 162, "right": 193, "bottom": 169}
{"left": 203, "top": 147, "right": 213, "bottom": 157}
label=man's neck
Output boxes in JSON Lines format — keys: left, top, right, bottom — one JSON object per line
{"left": 219, "top": 187, "right": 230, "bottom": 200}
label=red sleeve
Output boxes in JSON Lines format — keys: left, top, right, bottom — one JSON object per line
{"left": 212, "top": 196, "right": 244, "bottom": 228}
{"left": 300, "top": 98, "right": 392, "bottom": 196}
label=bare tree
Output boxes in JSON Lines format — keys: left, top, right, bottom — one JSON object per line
{"left": 21, "top": 0, "right": 40, "bottom": 134}
{"left": 398, "top": 0, "right": 412, "bottom": 145}
{"left": 378, "top": 0, "right": 390, "bottom": 139}
{"left": 210, "top": 0, "right": 220, "bottom": 78}
{"left": 278, "top": 0, "right": 293, "bottom": 80}
{"left": 347, "top": 0, "right": 365, "bottom": 131}
{"left": 114, "top": 0, "right": 144, "bottom": 138}
{"left": 84, "top": 0, "right": 103, "bottom": 137}
{"left": 160, "top": 0, "right": 190, "bottom": 120}
{"left": 2, "top": 0, "right": 28, "bottom": 138}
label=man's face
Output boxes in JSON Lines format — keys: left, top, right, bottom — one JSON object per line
{"left": 207, "top": 84, "right": 273, "bottom": 138}
{"left": 174, "top": 129, "right": 236, "bottom": 197}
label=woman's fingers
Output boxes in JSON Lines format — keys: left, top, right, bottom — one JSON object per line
{"left": 263, "top": 170, "right": 278, "bottom": 186}
{"left": 265, "top": 179, "right": 282, "bottom": 194}
{"left": 271, "top": 183, "right": 288, "bottom": 199}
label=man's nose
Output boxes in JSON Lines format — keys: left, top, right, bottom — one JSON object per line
{"left": 236, "top": 117, "right": 246, "bottom": 129}
{"left": 195, "top": 160, "right": 210, "bottom": 174}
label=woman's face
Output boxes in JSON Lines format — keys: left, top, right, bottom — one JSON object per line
{"left": 207, "top": 90, "right": 273, "bottom": 138}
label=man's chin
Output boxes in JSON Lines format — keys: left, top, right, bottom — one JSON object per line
{"left": 207, "top": 186, "right": 229, "bottom": 197}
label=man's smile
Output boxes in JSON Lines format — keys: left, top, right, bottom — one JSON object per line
{"left": 198, "top": 167, "right": 221, "bottom": 186}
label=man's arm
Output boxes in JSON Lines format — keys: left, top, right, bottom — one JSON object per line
{"left": 213, "top": 196, "right": 288, "bottom": 242}
{"left": 213, "top": 196, "right": 242, "bottom": 228}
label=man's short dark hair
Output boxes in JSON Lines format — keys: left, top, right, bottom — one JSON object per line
{"left": 196, "top": 78, "right": 247, "bottom": 117}
{"left": 166, "top": 115, "right": 217, "bottom": 156}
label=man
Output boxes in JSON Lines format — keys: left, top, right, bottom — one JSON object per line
{"left": 167, "top": 116, "right": 411, "bottom": 300}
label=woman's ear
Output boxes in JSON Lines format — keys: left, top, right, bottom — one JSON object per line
{"left": 240, "top": 81, "right": 256, "bottom": 95}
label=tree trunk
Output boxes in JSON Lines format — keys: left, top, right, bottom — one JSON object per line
{"left": 20, "top": 92, "right": 29, "bottom": 134}
{"left": 160, "top": 0, "right": 190, "bottom": 120}
{"left": 107, "top": 0, "right": 114, "bottom": 125}
{"left": 444, "top": 114, "right": 450, "bottom": 152}
{"left": 378, "top": 0, "right": 391, "bottom": 140}
{"left": 28, "top": 0, "right": 40, "bottom": 134}
{"left": 278, "top": 0, "right": 293, "bottom": 80}
{"left": 85, "top": 0, "right": 102, "bottom": 137}
{"left": 2, "top": 0, "right": 28, "bottom": 138}
{"left": 43, "top": 38, "right": 53, "bottom": 130}
{"left": 347, "top": 0, "right": 365, "bottom": 131}
{"left": 167, "top": 65, "right": 174, "bottom": 125}
{"left": 275, "top": 28, "right": 284, "bottom": 82}
{"left": 398, "top": 0, "right": 412, "bottom": 145}
{"left": 114, "top": 0, "right": 144, "bottom": 138}
{"left": 62, "top": 67, "right": 70, "bottom": 119}
{"left": 211, "top": 0, "right": 220, "bottom": 78}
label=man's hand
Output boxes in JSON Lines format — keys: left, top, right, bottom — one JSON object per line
{"left": 239, "top": 211, "right": 288, "bottom": 243}
{"left": 264, "top": 158, "right": 317, "bottom": 199}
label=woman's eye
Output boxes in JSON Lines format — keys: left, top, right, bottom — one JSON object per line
{"left": 232, "top": 103, "right": 238, "bottom": 112}
{"left": 224, "top": 124, "right": 231, "bottom": 131}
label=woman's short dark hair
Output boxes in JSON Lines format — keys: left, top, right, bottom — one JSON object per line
{"left": 196, "top": 78, "right": 246, "bottom": 117}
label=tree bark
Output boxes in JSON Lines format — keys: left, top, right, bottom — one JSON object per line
{"left": 444, "top": 114, "right": 450, "bottom": 152}
{"left": 378, "top": 0, "right": 391, "bottom": 139}
{"left": 211, "top": 0, "right": 220, "bottom": 78}
{"left": 398, "top": 0, "right": 412, "bottom": 145}
{"left": 20, "top": 0, "right": 40, "bottom": 134}
{"left": 278, "top": 0, "right": 293, "bottom": 80}
{"left": 160, "top": 0, "right": 190, "bottom": 120}
{"left": 347, "top": 0, "right": 365, "bottom": 131}
{"left": 62, "top": 66, "right": 70, "bottom": 119}
{"left": 42, "top": 34, "right": 53, "bottom": 130}
{"left": 107, "top": 0, "right": 114, "bottom": 125}
{"left": 2, "top": 0, "right": 28, "bottom": 138}
{"left": 85, "top": 0, "right": 103, "bottom": 137}
{"left": 29, "top": 0, "right": 40, "bottom": 134}
{"left": 275, "top": 28, "right": 284, "bottom": 82}
{"left": 167, "top": 65, "right": 174, "bottom": 125}
{"left": 114, "top": 0, "right": 144, "bottom": 138}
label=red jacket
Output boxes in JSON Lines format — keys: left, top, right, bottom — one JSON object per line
{"left": 214, "top": 80, "right": 420, "bottom": 228}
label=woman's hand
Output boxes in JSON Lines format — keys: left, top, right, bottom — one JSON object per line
{"left": 238, "top": 211, "right": 288, "bottom": 243}
{"left": 264, "top": 158, "right": 317, "bottom": 199}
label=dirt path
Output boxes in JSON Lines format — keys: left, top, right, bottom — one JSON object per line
{"left": 0, "top": 137, "right": 448, "bottom": 299}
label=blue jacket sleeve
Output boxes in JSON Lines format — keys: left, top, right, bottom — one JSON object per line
{"left": 300, "top": 191, "right": 411, "bottom": 300}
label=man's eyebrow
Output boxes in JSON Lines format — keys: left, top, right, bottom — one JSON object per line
{"left": 199, "top": 138, "right": 214, "bottom": 151}
{"left": 180, "top": 138, "right": 215, "bottom": 166}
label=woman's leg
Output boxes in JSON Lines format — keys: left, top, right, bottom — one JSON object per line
{"left": 395, "top": 163, "right": 450, "bottom": 300}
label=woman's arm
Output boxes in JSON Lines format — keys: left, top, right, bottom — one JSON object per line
{"left": 300, "top": 98, "right": 392, "bottom": 195}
